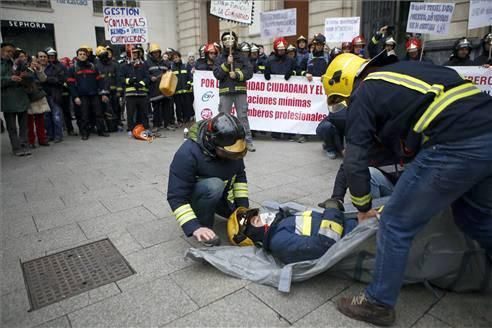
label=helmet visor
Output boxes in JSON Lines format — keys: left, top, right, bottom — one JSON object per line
{"left": 216, "top": 141, "right": 247, "bottom": 160}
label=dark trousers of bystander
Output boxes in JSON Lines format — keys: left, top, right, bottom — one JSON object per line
{"left": 4, "top": 111, "right": 28, "bottom": 152}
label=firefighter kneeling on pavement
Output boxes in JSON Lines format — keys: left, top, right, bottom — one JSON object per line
{"left": 323, "top": 52, "right": 492, "bottom": 326}
{"left": 167, "top": 113, "right": 250, "bottom": 246}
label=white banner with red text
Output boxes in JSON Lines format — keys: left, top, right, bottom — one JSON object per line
{"left": 193, "top": 71, "right": 329, "bottom": 135}
{"left": 450, "top": 66, "right": 492, "bottom": 96}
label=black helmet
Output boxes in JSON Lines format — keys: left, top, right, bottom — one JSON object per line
{"left": 239, "top": 42, "right": 251, "bottom": 53}
{"left": 205, "top": 113, "right": 247, "bottom": 160}
{"left": 296, "top": 35, "right": 307, "bottom": 43}
{"left": 312, "top": 33, "right": 326, "bottom": 45}
{"left": 329, "top": 47, "right": 343, "bottom": 59}
{"left": 454, "top": 37, "right": 472, "bottom": 51}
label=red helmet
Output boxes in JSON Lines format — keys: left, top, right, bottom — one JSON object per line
{"left": 59, "top": 57, "right": 72, "bottom": 68}
{"left": 341, "top": 42, "right": 353, "bottom": 51}
{"left": 405, "top": 38, "right": 422, "bottom": 52}
{"left": 352, "top": 35, "right": 366, "bottom": 46}
{"left": 273, "top": 37, "right": 288, "bottom": 51}
{"left": 204, "top": 43, "right": 219, "bottom": 54}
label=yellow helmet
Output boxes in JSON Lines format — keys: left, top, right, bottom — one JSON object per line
{"left": 79, "top": 44, "right": 93, "bottom": 53}
{"left": 95, "top": 46, "right": 107, "bottom": 57}
{"left": 149, "top": 43, "right": 161, "bottom": 54}
{"left": 322, "top": 53, "right": 368, "bottom": 105}
{"left": 227, "top": 207, "right": 256, "bottom": 246}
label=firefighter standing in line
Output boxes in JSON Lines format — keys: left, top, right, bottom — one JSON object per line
{"left": 302, "top": 33, "right": 329, "bottom": 81}
{"left": 296, "top": 35, "right": 310, "bottom": 69}
{"left": 195, "top": 43, "right": 218, "bottom": 71}
{"left": 249, "top": 43, "right": 260, "bottom": 73}
{"left": 66, "top": 46, "right": 109, "bottom": 140}
{"left": 323, "top": 53, "right": 492, "bottom": 326}
{"left": 171, "top": 50, "right": 194, "bottom": 126}
{"left": 351, "top": 35, "right": 367, "bottom": 58}
{"left": 444, "top": 37, "right": 474, "bottom": 66}
{"left": 213, "top": 31, "right": 255, "bottom": 152}
{"left": 167, "top": 113, "right": 250, "bottom": 246}
{"left": 95, "top": 46, "right": 119, "bottom": 132}
{"left": 403, "top": 37, "right": 433, "bottom": 63}
{"left": 146, "top": 43, "right": 171, "bottom": 131}
{"left": 473, "top": 33, "right": 492, "bottom": 66}
{"left": 120, "top": 45, "right": 150, "bottom": 134}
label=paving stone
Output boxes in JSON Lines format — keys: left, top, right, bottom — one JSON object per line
{"left": 171, "top": 263, "right": 249, "bottom": 307}
{"left": 54, "top": 283, "right": 121, "bottom": 314}
{"left": 293, "top": 300, "right": 373, "bottom": 328}
{"left": 1, "top": 255, "right": 27, "bottom": 295}
{"left": 5, "top": 223, "right": 88, "bottom": 261}
{"left": 69, "top": 276, "right": 197, "bottom": 328}
{"left": 100, "top": 191, "right": 164, "bottom": 213}
{"left": 126, "top": 217, "right": 182, "bottom": 248}
{"left": 2, "top": 191, "right": 27, "bottom": 208}
{"left": 332, "top": 283, "right": 440, "bottom": 328}
{"left": 412, "top": 314, "right": 453, "bottom": 328}
{"left": 246, "top": 272, "right": 351, "bottom": 323}
{"left": 250, "top": 184, "right": 309, "bottom": 204}
{"left": 3, "top": 198, "right": 66, "bottom": 218}
{"left": 77, "top": 206, "right": 157, "bottom": 239}
{"left": 106, "top": 230, "right": 143, "bottom": 256}
{"left": 60, "top": 185, "right": 125, "bottom": 206}
{"left": 1, "top": 288, "right": 65, "bottom": 328}
{"left": 166, "top": 289, "right": 289, "bottom": 327}
{"left": 33, "top": 316, "right": 71, "bottom": 328}
{"left": 429, "top": 291, "right": 492, "bottom": 327}
{"left": 33, "top": 200, "right": 109, "bottom": 231}
{"left": 116, "top": 238, "right": 193, "bottom": 290}
{"left": 2, "top": 213, "right": 37, "bottom": 239}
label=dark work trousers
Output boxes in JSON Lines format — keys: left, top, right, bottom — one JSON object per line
{"left": 174, "top": 93, "right": 194, "bottom": 123}
{"left": 151, "top": 98, "right": 163, "bottom": 128}
{"left": 126, "top": 96, "right": 149, "bottom": 131}
{"left": 163, "top": 97, "right": 175, "bottom": 127}
{"left": 4, "top": 111, "right": 28, "bottom": 152}
{"left": 109, "top": 90, "right": 121, "bottom": 128}
{"left": 78, "top": 95, "right": 105, "bottom": 136}
{"left": 61, "top": 94, "right": 75, "bottom": 133}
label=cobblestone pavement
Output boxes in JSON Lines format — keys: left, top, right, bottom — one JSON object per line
{"left": 1, "top": 129, "right": 490, "bottom": 328}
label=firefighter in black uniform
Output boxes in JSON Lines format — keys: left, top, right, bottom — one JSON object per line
{"left": 301, "top": 33, "right": 329, "bottom": 81}
{"left": 146, "top": 43, "right": 171, "bottom": 131}
{"left": 167, "top": 113, "right": 250, "bottom": 245}
{"left": 66, "top": 46, "right": 109, "bottom": 140}
{"left": 120, "top": 45, "right": 150, "bottom": 133}
{"left": 171, "top": 50, "right": 194, "bottom": 125}
{"left": 444, "top": 37, "right": 474, "bottom": 66}
{"left": 195, "top": 43, "right": 218, "bottom": 71}
{"left": 473, "top": 33, "right": 492, "bottom": 65}
{"left": 323, "top": 54, "right": 492, "bottom": 326}
{"left": 95, "top": 46, "right": 120, "bottom": 132}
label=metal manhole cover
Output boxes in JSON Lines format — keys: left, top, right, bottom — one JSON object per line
{"left": 21, "top": 238, "right": 135, "bottom": 310}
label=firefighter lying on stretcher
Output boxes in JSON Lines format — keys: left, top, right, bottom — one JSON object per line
{"left": 227, "top": 203, "right": 359, "bottom": 264}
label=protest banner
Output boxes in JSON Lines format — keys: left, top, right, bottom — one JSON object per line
{"left": 193, "top": 71, "right": 328, "bottom": 135}
{"left": 406, "top": 2, "right": 455, "bottom": 35}
{"left": 324, "top": 17, "right": 360, "bottom": 43}
{"left": 103, "top": 6, "right": 148, "bottom": 44}
{"left": 451, "top": 66, "right": 492, "bottom": 96}
{"left": 260, "top": 8, "right": 296, "bottom": 38}
{"left": 468, "top": 0, "right": 492, "bottom": 30}
{"left": 210, "top": 0, "right": 254, "bottom": 25}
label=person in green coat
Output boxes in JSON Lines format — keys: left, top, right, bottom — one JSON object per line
{"left": 1, "top": 42, "right": 31, "bottom": 156}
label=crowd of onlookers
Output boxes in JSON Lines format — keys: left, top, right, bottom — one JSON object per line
{"left": 1, "top": 28, "right": 491, "bottom": 156}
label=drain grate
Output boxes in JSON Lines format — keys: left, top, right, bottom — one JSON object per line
{"left": 21, "top": 238, "right": 135, "bottom": 310}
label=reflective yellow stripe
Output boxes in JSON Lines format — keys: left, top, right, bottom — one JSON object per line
{"left": 237, "top": 70, "right": 244, "bottom": 81}
{"left": 139, "top": 81, "right": 146, "bottom": 87}
{"left": 320, "top": 220, "right": 343, "bottom": 235}
{"left": 233, "top": 182, "right": 248, "bottom": 198}
{"left": 176, "top": 89, "right": 191, "bottom": 94}
{"left": 258, "top": 65, "right": 265, "bottom": 70}
{"left": 413, "top": 83, "right": 481, "bottom": 133}
{"left": 371, "top": 36, "right": 378, "bottom": 44}
{"left": 235, "top": 86, "right": 247, "bottom": 91}
{"left": 301, "top": 211, "right": 312, "bottom": 236}
{"left": 180, "top": 70, "right": 187, "bottom": 73}
{"left": 125, "top": 78, "right": 130, "bottom": 84}
{"left": 173, "top": 204, "right": 197, "bottom": 226}
{"left": 365, "top": 72, "right": 435, "bottom": 94}
{"left": 221, "top": 63, "right": 230, "bottom": 72}
{"left": 172, "top": 71, "right": 178, "bottom": 75}
{"left": 351, "top": 193, "right": 372, "bottom": 207}
{"left": 126, "top": 87, "right": 148, "bottom": 92}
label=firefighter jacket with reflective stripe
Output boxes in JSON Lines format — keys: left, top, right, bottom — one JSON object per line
{"left": 264, "top": 208, "right": 347, "bottom": 264}
{"left": 256, "top": 55, "right": 268, "bottom": 73}
{"left": 195, "top": 58, "right": 214, "bottom": 71}
{"left": 146, "top": 57, "right": 170, "bottom": 97}
{"left": 171, "top": 61, "right": 193, "bottom": 94}
{"left": 66, "top": 61, "right": 103, "bottom": 97}
{"left": 96, "top": 60, "right": 120, "bottom": 95}
{"left": 296, "top": 49, "right": 310, "bottom": 69}
{"left": 264, "top": 54, "right": 297, "bottom": 81}
{"left": 344, "top": 61, "right": 492, "bottom": 212}
{"left": 213, "top": 50, "right": 253, "bottom": 95}
{"left": 300, "top": 51, "right": 328, "bottom": 77}
{"left": 120, "top": 60, "right": 149, "bottom": 96}
{"left": 167, "top": 138, "right": 249, "bottom": 236}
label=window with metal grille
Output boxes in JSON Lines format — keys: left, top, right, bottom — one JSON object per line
{"left": 1, "top": 0, "right": 51, "bottom": 9}
{"left": 93, "top": 0, "right": 139, "bottom": 13}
